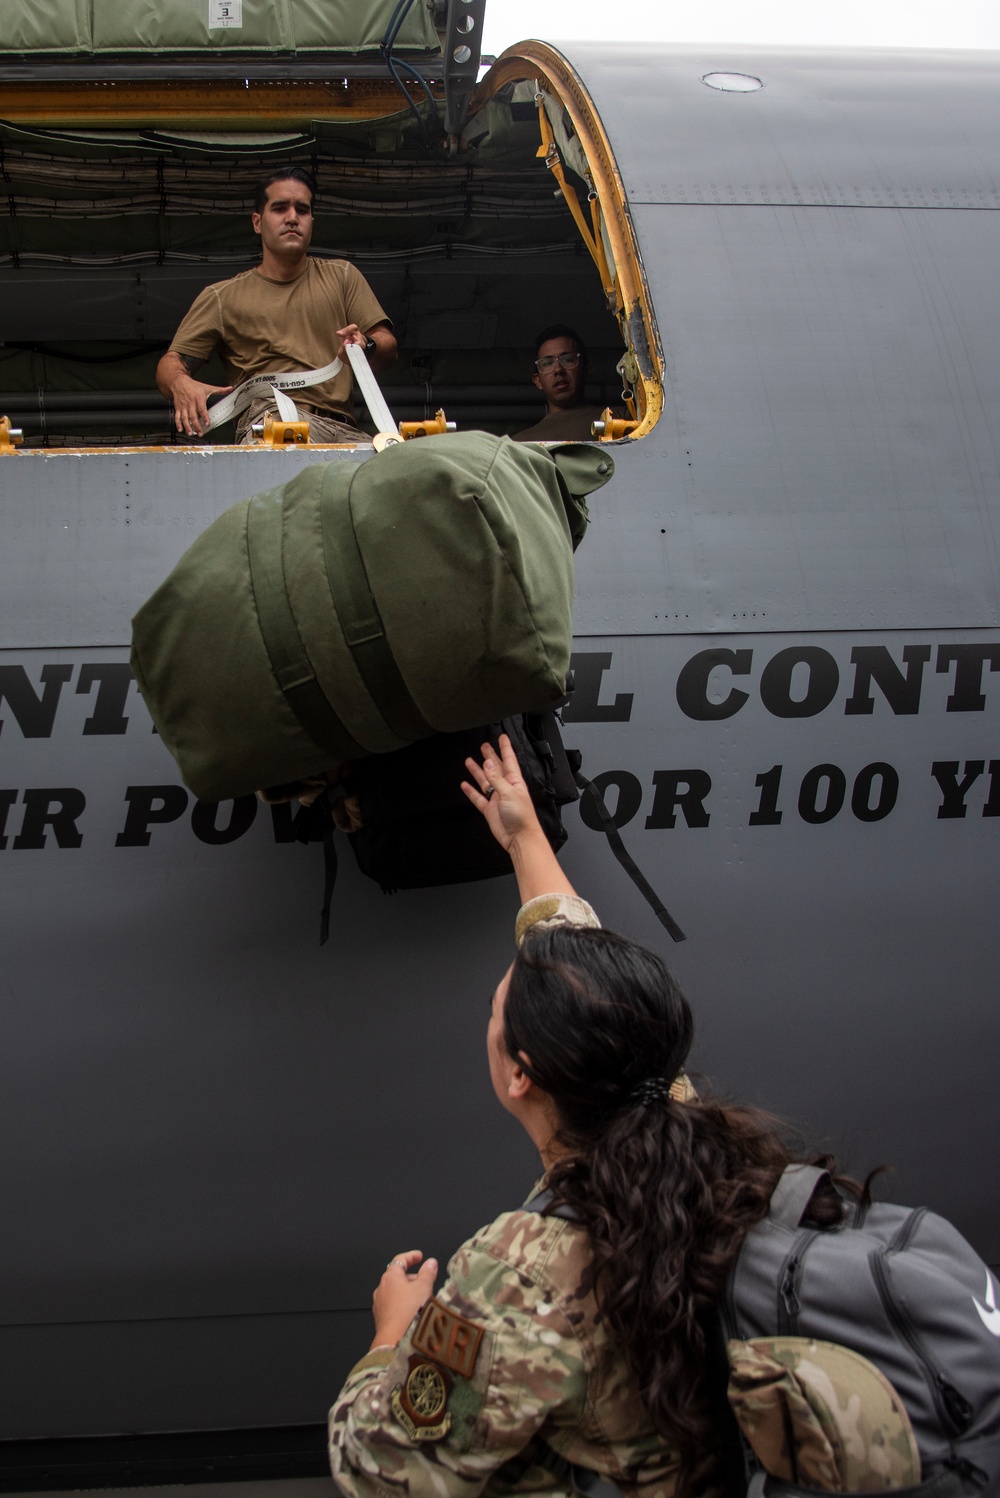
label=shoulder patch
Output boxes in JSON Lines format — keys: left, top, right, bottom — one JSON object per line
{"left": 412, "top": 1297, "right": 484, "bottom": 1378}
{"left": 390, "top": 1356, "right": 453, "bottom": 1442}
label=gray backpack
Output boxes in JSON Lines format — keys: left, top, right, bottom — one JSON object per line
{"left": 523, "top": 1167, "right": 1000, "bottom": 1496}
{"left": 722, "top": 1164, "right": 1000, "bottom": 1495}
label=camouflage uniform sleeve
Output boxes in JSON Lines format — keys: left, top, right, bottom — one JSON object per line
{"left": 514, "top": 894, "right": 601, "bottom": 946}
{"left": 328, "top": 1233, "right": 587, "bottom": 1498}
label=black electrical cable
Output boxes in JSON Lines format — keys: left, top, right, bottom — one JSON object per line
{"left": 383, "top": 50, "right": 432, "bottom": 149}
{"left": 379, "top": 0, "right": 439, "bottom": 149}
{"left": 390, "top": 54, "right": 440, "bottom": 120}
{"left": 381, "top": 0, "right": 413, "bottom": 48}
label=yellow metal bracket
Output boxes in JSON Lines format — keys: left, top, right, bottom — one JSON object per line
{"left": 399, "top": 409, "right": 456, "bottom": 439}
{"left": 535, "top": 92, "right": 619, "bottom": 318}
{"left": 535, "top": 98, "right": 601, "bottom": 269}
{"left": 250, "top": 413, "right": 310, "bottom": 446}
{"left": 586, "top": 174, "right": 616, "bottom": 309}
{"left": 592, "top": 409, "right": 639, "bottom": 442}
{"left": 0, "top": 416, "right": 24, "bottom": 453}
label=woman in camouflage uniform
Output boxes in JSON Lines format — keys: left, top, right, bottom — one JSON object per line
{"left": 327, "top": 737, "right": 914, "bottom": 1498}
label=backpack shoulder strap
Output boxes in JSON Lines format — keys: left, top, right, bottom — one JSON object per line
{"left": 505, "top": 1195, "right": 625, "bottom": 1497}
{"left": 768, "top": 1164, "right": 830, "bottom": 1231}
{"left": 529, "top": 1441, "right": 626, "bottom": 1498}
{"left": 522, "top": 1187, "right": 579, "bottom": 1221}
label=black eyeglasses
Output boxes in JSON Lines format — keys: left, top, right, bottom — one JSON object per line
{"left": 535, "top": 351, "right": 582, "bottom": 372}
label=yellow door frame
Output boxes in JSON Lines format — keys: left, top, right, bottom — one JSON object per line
{"left": 475, "top": 41, "right": 663, "bottom": 439}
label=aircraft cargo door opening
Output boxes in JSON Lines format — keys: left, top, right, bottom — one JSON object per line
{"left": 0, "top": 32, "right": 660, "bottom": 449}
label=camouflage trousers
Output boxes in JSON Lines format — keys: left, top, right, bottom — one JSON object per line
{"left": 236, "top": 397, "right": 361, "bottom": 445}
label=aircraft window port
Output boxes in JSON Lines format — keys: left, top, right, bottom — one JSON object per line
{"left": 0, "top": 42, "right": 661, "bottom": 450}
{"left": 701, "top": 71, "right": 764, "bottom": 91}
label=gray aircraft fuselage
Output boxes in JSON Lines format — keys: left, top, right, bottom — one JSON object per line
{"left": 0, "top": 40, "right": 998, "bottom": 1448}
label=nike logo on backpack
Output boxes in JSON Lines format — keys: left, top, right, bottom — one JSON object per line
{"left": 973, "top": 1271, "right": 1000, "bottom": 1336}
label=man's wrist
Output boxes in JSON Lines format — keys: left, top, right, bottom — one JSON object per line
{"left": 363, "top": 335, "right": 377, "bottom": 358}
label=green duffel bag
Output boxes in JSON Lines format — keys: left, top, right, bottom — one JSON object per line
{"left": 131, "top": 432, "right": 613, "bottom": 802}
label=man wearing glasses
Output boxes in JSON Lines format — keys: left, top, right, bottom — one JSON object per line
{"left": 514, "top": 324, "right": 603, "bottom": 442}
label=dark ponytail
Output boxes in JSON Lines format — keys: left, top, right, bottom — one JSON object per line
{"left": 505, "top": 926, "right": 855, "bottom": 1491}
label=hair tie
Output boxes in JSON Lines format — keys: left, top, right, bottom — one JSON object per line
{"left": 629, "top": 1077, "right": 673, "bottom": 1107}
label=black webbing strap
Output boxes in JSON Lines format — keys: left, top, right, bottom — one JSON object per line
{"left": 246, "top": 490, "right": 365, "bottom": 759}
{"left": 320, "top": 823, "right": 337, "bottom": 947}
{"left": 756, "top": 1477, "right": 962, "bottom": 1498}
{"left": 280, "top": 792, "right": 339, "bottom": 947}
{"left": 574, "top": 770, "right": 686, "bottom": 943}
{"left": 319, "top": 465, "right": 432, "bottom": 744}
{"left": 497, "top": 1438, "right": 625, "bottom": 1498}
{"left": 704, "top": 1314, "right": 754, "bottom": 1498}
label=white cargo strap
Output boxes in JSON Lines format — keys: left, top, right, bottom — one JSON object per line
{"left": 203, "top": 355, "right": 344, "bottom": 431}
{"left": 203, "top": 344, "right": 400, "bottom": 438}
{"left": 344, "top": 341, "right": 400, "bottom": 437}
{"left": 271, "top": 387, "right": 301, "bottom": 424}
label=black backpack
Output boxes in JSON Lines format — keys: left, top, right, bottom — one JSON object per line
{"left": 344, "top": 711, "right": 686, "bottom": 942}
{"left": 280, "top": 708, "right": 687, "bottom": 946}
{"left": 346, "top": 711, "right": 579, "bottom": 892}
{"left": 278, "top": 712, "right": 581, "bottom": 941}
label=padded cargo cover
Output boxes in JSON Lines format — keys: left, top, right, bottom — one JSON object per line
{"left": 1, "top": 0, "right": 439, "bottom": 55}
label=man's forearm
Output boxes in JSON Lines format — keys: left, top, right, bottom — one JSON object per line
{"left": 367, "top": 324, "right": 398, "bottom": 375}
{"left": 368, "top": 345, "right": 396, "bottom": 374}
{"left": 156, "top": 351, "right": 202, "bottom": 400}
{"left": 155, "top": 351, "right": 228, "bottom": 437}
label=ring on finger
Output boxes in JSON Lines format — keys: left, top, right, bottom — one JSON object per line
{"left": 483, "top": 786, "right": 494, "bottom": 800}
{"left": 387, "top": 1258, "right": 408, "bottom": 1268}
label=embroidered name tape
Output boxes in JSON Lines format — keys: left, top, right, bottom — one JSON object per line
{"left": 412, "top": 1298, "right": 484, "bottom": 1379}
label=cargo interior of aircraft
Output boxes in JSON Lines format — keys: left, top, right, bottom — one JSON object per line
{"left": 0, "top": 2, "right": 640, "bottom": 447}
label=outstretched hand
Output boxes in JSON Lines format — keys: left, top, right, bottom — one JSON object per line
{"left": 461, "top": 735, "right": 541, "bottom": 852}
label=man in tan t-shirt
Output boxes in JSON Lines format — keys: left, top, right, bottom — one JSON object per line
{"left": 156, "top": 165, "right": 397, "bottom": 442}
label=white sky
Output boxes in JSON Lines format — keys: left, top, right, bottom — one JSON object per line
{"left": 481, "top": 0, "right": 1000, "bottom": 57}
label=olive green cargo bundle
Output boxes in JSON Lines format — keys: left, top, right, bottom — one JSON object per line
{"left": 130, "top": 433, "right": 613, "bottom": 802}
{"left": 0, "top": 0, "right": 438, "bottom": 56}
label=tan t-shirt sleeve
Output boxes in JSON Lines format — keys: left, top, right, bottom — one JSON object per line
{"left": 338, "top": 261, "right": 392, "bottom": 334}
{"left": 168, "top": 285, "right": 224, "bottom": 363}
